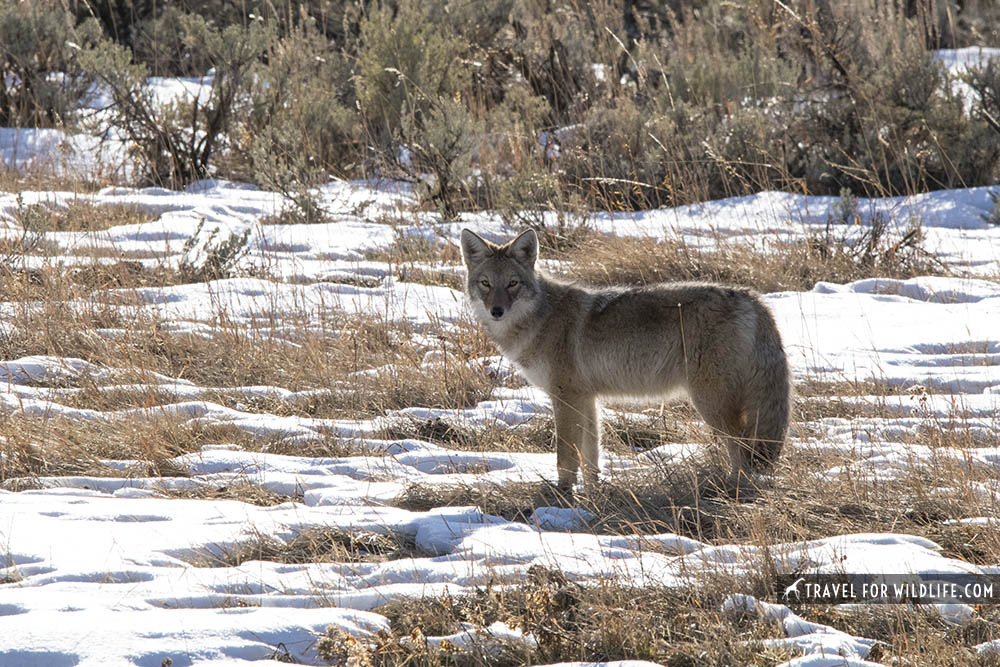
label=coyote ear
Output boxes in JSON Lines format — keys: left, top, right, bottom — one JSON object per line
{"left": 507, "top": 229, "right": 538, "bottom": 267}
{"left": 460, "top": 229, "right": 493, "bottom": 266}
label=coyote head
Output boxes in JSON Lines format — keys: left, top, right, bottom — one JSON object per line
{"left": 460, "top": 229, "right": 539, "bottom": 325}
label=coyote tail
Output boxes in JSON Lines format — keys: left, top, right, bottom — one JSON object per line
{"left": 734, "top": 301, "right": 791, "bottom": 474}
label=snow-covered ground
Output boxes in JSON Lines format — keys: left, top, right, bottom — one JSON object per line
{"left": 0, "top": 175, "right": 997, "bottom": 666}
{"left": 2, "top": 53, "right": 1000, "bottom": 667}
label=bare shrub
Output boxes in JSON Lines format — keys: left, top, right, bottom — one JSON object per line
{"left": 80, "top": 16, "right": 270, "bottom": 187}
{"left": 0, "top": 3, "right": 100, "bottom": 127}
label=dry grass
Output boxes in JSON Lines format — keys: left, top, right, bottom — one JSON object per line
{"left": 364, "top": 231, "right": 463, "bottom": 266}
{"left": 373, "top": 422, "right": 1000, "bottom": 665}
{"left": 159, "top": 480, "right": 301, "bottom": 507}
{"left": 10, "top": 199, "right": 155, "bottom": 232}
{"left": 388, "top": 456, "right": 743, "bottom": 543}
{"left": 319, "top": 566, "right": 794, "bottom": 666}
{"left": 363, "top": 233, "right": 465, "bottom": 290}
{"left": 390, "top": 422, "right": 1000, "bottom": 547}
{"left": 0, "top": 407, "right": 386, "bottom": 488}
{"left": 0, "top": 301, "right": 148, "bottom": 373}
{"left": 0, "top": 166, "right": 103, "bottom": 194}
{"left": 552, "top": 230, "right": 949, "bottom": 293}
{"left": 50, "top": 385, "right": 184, "bottom": 411}
{"left": 796, "top": 378, "right": 914, "bottom": 398}
{"left": 0, "top": 308, "right": 502, "bottom": 489}
{"left": 393, "top": 481, "right": 572, "bottom": 525}
{"left": 733, "top": 464, "right": 1000, "bottom": 552}
{"left": 161, "top": 321, "right": 499, "bottom": 418}
{"left": 372, "top": 214, "right": 954, "bottom": 297}
{"left": 0, "top": 301, "right": 506, "bottom": 495}
{"left": 383, "top": 405, "right": 711, "bottom": 459}
{"left": 603, "top": 406, "right": 711, "bottom": 451}
{"left": 1, "top": 199, "right": 158, "bottom": 296}
{"left": 0, "top": 295, "right": 496, "bottom": 409}
{"left": 801, "top": 605, "right": 1000, "bottom": 665}
{"left": 0, "top": 255, "right": 185, "bottom": 307}
{"left": 0, "top": 412, "right": 238, "bottom": 483}
{"left": 383, "top": 416, "right": 552, "bottom": 454}
{"left": 187, "top": 527, "right": 422, "bottom": 568}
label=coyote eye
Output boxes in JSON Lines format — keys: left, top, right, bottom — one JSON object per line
{"left": 508, "top": 279, "right": 519, "bottom": 288}
{"left": 479, "top": 278, "right": 490, "bottom": 288}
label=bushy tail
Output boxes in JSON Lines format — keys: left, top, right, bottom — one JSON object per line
{"left": 732, "top": 301, "right": 791, "bottom": 474}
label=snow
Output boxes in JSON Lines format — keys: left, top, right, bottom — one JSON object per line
{"left": 934, "top": 46, "right": 1000, "bottom": 73}
{"left": 934, "top": 46, "right": 1000, "bottom": 111}
{"left": 772, "top": 277, "right": 1000, "bottom": 393}
{"left": 0, "top": 127, "right": 127, "bottom": 181}
{"left": 1, "top": 52, "right": 1000, "bottom": 666}
{"left": 724, "top": 594, "right": 878, "bottom": 662}
{"left": 4, "top": 199, "right": 997, "bottom": 667}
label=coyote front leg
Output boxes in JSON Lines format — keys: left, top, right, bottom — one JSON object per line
{"left": 553, "top": 393, "right": 599, "bottom": 490}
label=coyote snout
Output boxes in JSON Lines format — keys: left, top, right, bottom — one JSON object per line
{"left": 461, "top": 228, "right": 792, "bottom": 492}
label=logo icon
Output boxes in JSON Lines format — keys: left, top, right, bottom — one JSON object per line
{"left": 783, "top": 576, "right": 806, "bottom": 600}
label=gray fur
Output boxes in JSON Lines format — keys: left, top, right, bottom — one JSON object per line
{"left": 460, "top": 228, "right": 792, "bottom": 490}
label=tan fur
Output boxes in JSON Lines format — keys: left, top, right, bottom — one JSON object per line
{"left": 460, "top": 228, "right": 792, "bottom": 490}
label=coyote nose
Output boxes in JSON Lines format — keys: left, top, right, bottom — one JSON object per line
{"left": 490, "top": 307, "right": 504, "bottom": 319}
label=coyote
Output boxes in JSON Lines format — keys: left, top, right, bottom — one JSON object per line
{"left": 460, "top": 228, "right": 791, "bottom": 490}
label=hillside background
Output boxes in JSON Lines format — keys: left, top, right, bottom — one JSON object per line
{"left": 6, "top": 0, "right": 1000, "bottom": 214}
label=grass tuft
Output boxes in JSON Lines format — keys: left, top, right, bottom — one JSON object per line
{"left": 554, "top": 228, "right": 949, "bottom": 294}
{"left": 188, "top": 527, "right": 422, "bottom": 568}
{"left": 317, "top": 568, "right": 793, "bottom": 666}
